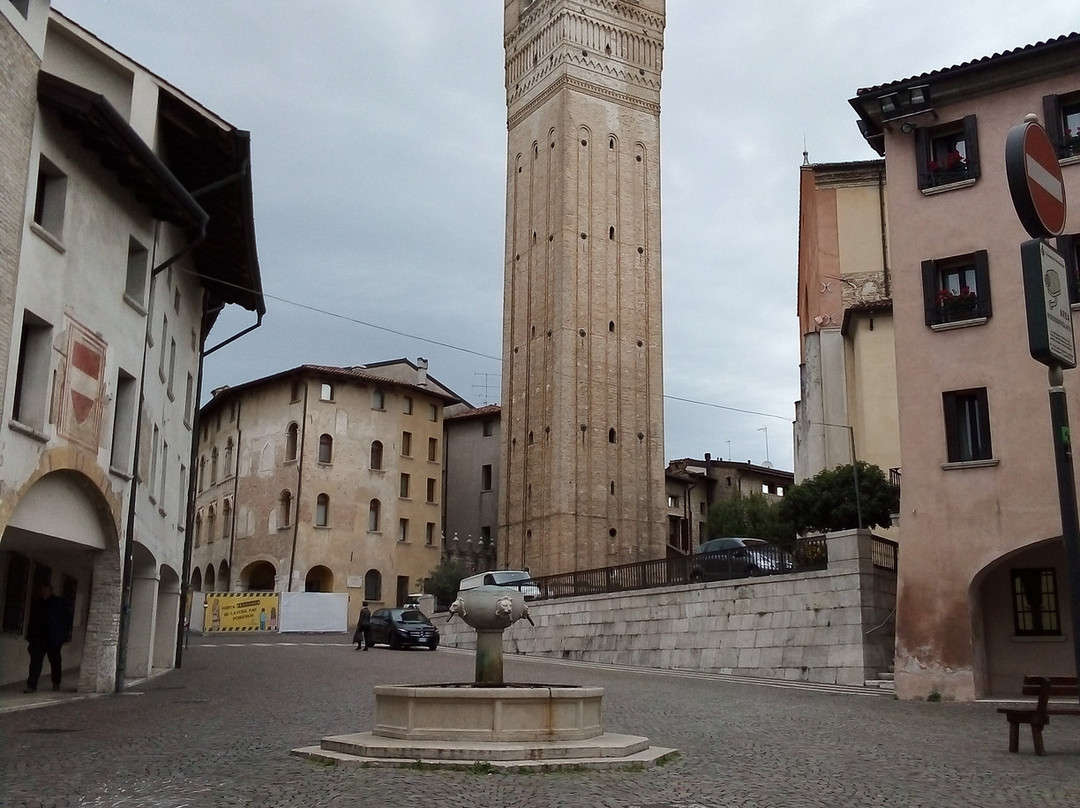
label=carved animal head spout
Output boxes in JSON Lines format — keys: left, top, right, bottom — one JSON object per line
{"left": 447, "top": 598, "right": 467, "bottom": 623}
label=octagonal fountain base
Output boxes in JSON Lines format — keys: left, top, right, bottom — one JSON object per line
{"left": 292, "top": 683, "right": 676, "bottom": 771}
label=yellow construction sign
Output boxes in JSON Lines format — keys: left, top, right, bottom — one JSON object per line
{"left": 203, "top": 592, "right": 279, "bottom": 632}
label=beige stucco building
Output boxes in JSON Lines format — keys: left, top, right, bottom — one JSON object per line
{"left": 499, "top": 0, "right": 668, "bottom": 577}
{"left": 0, "top": 3, "right": 263, "bottom": 691}
{"left": 851, "top": 33, "right": 1080, "bottom": 699}
{"left": 191, "top": 361, "right": 459, "bottom": 628}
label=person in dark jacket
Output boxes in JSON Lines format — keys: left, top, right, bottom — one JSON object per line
{"left": 353, "top": 602, "right": 372, "bottom": 651}
{"left": 25, "top": 583, "right": 72, "bottom": 693}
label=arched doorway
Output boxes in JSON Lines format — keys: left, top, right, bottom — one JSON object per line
{"left": 305, "top": 565, "right": 333, "bottom": 592}
{"left": 217, "top": 561, "right": 230, "bottom": 592}
{"left": 205, "top": 563, "right": 216, "bottom": 591}
{"left": 190, "top": 567, "right": 203, "bottom": 592}
{"left": 0, "top": 470, "right": 119, "bottom": 692}
{"left": 240, "top": 560, "right": 276, "bottom": 591}
{"left": 975, "top": 537, "right": 1074, "bottom": 697}
{"left": 153, "top": 565, "right": 181, "bottom": 672}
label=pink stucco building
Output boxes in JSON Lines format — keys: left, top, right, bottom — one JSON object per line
{"left": 850, "top": 33, "right": 1080, "bottom": 699}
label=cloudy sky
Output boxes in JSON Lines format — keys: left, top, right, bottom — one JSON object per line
{"left": 54, "top": 1, "right": 1078, "bottom": 472}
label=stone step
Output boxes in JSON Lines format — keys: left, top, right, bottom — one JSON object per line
{"left": 864, "top": 678, "right": 895, "bottom": 690}
{"left": 315, "top": 730, "right": 650, "bottom": 761}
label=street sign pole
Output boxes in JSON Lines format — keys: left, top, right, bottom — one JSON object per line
{"left": 1047, "top": 365, "right": 1080, "bottom": 685}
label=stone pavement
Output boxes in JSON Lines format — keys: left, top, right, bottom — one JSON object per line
{"left": 2, "top": 632, "right": 1078, "bottom": 808}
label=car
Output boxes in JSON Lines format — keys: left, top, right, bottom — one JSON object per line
{"left": 368, "top": 607, "right": 440, "bottom": 650}
{"left": 458, "top": 569, "right": 541, "bottom": 600}
{"left": 691, "top": 537, "right": 792, "bottom": 581}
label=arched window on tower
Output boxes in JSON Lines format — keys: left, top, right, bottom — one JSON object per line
{"left": 368, "top": 499, "right": 381, "bottom": 532}
{"left": 318, "top": 433, "right": 333, "bottom": 464}
{"left": 370, "top": 440, "right": 383, "bottom": 469}
{"left": 285, "top": 423, "right": 298, "bottom": 462}
{"left": 316, "top": 493, "right": 329, "bottom": 527}
{"left": 279, "top": 490, "right": 292, "bottom": 527}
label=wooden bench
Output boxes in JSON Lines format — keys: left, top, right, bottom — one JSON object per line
{"left": 998, "top": 675, "right": 1080, "bottom": 756}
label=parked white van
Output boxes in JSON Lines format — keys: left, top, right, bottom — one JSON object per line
{"left": 458, "top": 570, "right": 541, "bottom": 601}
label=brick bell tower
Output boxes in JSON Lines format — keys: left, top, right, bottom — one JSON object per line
{"left": 499, "top": 0, "right": 667, "bottom": 576}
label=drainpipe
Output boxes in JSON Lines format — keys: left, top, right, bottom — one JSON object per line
{"left": 877, "top": 165, "right": 890, "bottom": 298}
{"left": 117, "top": 217, "right": 206, "bottom": 693}
{"left": 286, "top": 383, "right": 309, "bottom": 593}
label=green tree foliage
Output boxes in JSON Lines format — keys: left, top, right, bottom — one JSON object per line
{"left": 706, "top": 491, "right": 791, "bottom": 544}
{"left": 421, "top": 558, "right": 470, "bottom": 612}
{"left": 778, "top": 461, "right": 895, "bottom": 535}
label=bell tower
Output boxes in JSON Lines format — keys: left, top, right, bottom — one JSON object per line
{"left": 499, "top": 0, "right": 667, "bottom": 575}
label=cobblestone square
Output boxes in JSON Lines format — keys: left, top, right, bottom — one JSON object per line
{"left": 3, "top": 634, "right": 1078, "bottom": 807}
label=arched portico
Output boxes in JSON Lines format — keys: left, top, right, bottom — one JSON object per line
{"left": 240, "top": 560, "right": 276, "bottom": 591}
{"left": 975, "top": 536, "right": 1075, "bottom": 697}
{"left": 0, "top": 469, "right": 120, "bottom": 692}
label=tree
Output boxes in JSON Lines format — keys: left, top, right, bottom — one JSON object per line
{"left": 421, "top": 558, "right": 469, "bottom": 612}
{"left": 706, "top": 491, "right": 791, "bottom": 544}
{"left": 778, "top": 461, "right": 895, "bottom": 535}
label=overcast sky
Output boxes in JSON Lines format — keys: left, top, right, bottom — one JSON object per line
{"left": 53, "top": 1, "right": 1079, "bottom": 472}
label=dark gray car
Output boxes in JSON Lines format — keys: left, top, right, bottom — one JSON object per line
{"left": 369, "top": 608, "right": 439, "bottom": 650}
{"left": 691, "top": 537, "right": 792, "bottom": 581}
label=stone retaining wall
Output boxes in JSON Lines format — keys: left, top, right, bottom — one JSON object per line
{"left": 439, "top": 530, "right": 895, "bottom": 686}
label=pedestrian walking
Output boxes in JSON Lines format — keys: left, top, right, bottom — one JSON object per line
{"left": 353, "top": 602, "right": 372, "bottom": 650}
{"left": 24, "top": 583, "right": 72, "bottom": 693}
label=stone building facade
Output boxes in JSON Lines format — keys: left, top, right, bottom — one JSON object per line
{"left": 443, "top": 404, "right": 500, "bottom": 574}
{"left": 499, "top": 0, "right": 668, "bottom": 577}
{"left": 0, "top": 4, "right": 263, "bottom": 691}
{"left": 191, "top": 362, "right": 458, "bottom": 628}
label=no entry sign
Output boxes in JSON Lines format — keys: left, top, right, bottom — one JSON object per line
{"left": 1006, "top": 117, "right": 1067, "bottom": 238}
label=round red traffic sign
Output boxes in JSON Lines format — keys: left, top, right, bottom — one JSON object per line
{"left": 1006, "top": 118, "right": 1067, "bottom": 238}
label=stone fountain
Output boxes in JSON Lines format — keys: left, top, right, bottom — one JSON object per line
{"left": 292, "top": 587, "right": 675, "bottom": 771}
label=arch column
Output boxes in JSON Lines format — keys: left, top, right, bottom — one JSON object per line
{"left": 127, "top": 570, "right": 160, "bottom": 679}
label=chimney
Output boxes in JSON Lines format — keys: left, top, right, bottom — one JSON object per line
{"left": 417, "top": 357, "right": 429, "bottom": 386}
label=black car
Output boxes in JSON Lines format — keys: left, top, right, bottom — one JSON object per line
{"left": 369, "top": 608, "right": 440, "bottom": 650}
{"left": 690, "top": 537, "right": 792, "bottom": 581}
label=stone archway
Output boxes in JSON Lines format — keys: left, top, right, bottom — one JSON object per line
{"left": 154, "top": 565, "right": 180, "bottom": 671}
{"left": 304, "top": 565, "right": 334, "bottom": 592}
{"left": 217, "top": 560, "right": 230, "bottom": 592}
{"left": 240, "top": 560, "right": 276, "bottom": 591}
{"left": 205, "top": 563, "right": 216, "bottom": 591}
{"left": 974, "top": 536, "right": 1074, "bottom": 697}
{"left": 0, "top": 469, "right": 121, "bottom": 692}
{"left": 190, "top": 567, "right": 203, "bottom": 592}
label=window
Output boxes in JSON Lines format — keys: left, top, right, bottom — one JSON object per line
{"left": 318, "top": 433, "right": 333, "bottom": 464}
{"left": 483, "top": 419, "right": 495, "bottom": 437}
{"left": 285, "top": 423, "right": 299, "bottom": 462}
{"left": 1011, "top": 568, "right": 1061, "bottom": 636}
{"left": 368, "top": 499, "right": 381, "bottom": 531}
{"left": 370, "top": 440, "right": 383, "bottom": 469}
{"left": 1058, "top": 233, "right": 1080, "bottom": 306}
{"left": 1043, "top": 92, "right": 1080, "bottom": 160}
{"left": 667, "top": 494, "right": 680, "bottom": 508}
{"left": 158, "top": 314, "right": 168, "bottom": 382}
{"left": 915, "top": 115, "right": 980, "bottom": 190}
{"left": 222, "top": 498, "right": 232, "bottom": 538}
{"left": 279, "top": 490, "right": 292, "bottom": 528}
{"left": 291, "top": 380, "right": 303, "bottom": 402}
{"left": 399, "top": 518, "right": 409, "bottom": 542}
{"left": 194, "top": 512, "right": 203, "bottom": 547}
{"left": 401, "top": 431, "right": 412, "bottom": 456}
{"left": 32, "top": 156, "right": 67, "bottom": 239}
{"left": 12, "top": 311, "right": 52, "bottom": 430}
{"left": 320, "top": 383, "right": 333, "bottom": 401}
{"left": 315, "top": 493, "right": 329, "bottom": 527}
{"left": 8, "top": 0, "right": 30, "bottom": 19}
{"left": 125, "top": 238, "right": 149, "bottom": 309}
{"left": 429, "top": 403, "right": 439, "bottom": 422}
{"left": 608, "top": 428, "right": 617, "bottom": 443}
{"left": 207, "top": 504, "right": 216, "bottom": 543}
{"left": 224, "top": 438, "right": 234, "bottom": 477}
{"left": 426, "top": 477, "right": 437, "bottom": 503}
{"left": 110, "top": 369, "right": 137, "bottom": 472}
{"left": 403, "top": 396, "right": 413, "bottom": 414}
{"left": 372, "top": 389, "right": 385, "bottom": 410}
{"left": 364, "top": 569, "right": 382, "bottom": 602}
{"left": 921, "top": 251, "right": 991, "bottom": 326}
{"left": 184, "top": 373, "right": 194, "bottom": 428}
{"left": 149, "top": 425, "right": 160, "bottom": 500}
{"left": 943, "top": 388, "right": 993, "bottom": 463}
{"left": 428, "top": 437, "right": 438, "bottom": 462}
{"left": 480, "top": 525, "right": 491, "bottom": 545}
{"left": 210, "top": 447, "right": 219, "bottom": 484}
{"left": 426, "top": 522, "right": 436, "bottom": 546}
{"left": 167, "top": 338, "right": 176, "bottom": 400}
{"left": 400, "top": 473, "right": 411, "bottom": 498}
{"left": 178, "top": 465, "right": 187, "bottom": 530}
{"left": 481, "top": 464, "right": 493, "bottom": 491}
{"left": 159, "top": 440, "right": 168, "bottom": 507}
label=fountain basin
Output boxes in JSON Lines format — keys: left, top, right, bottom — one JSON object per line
{"left": 373, "top": 683, "right": 604, "bottom": 742}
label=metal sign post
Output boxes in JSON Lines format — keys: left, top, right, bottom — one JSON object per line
{"left": 1007, "top": 114, "right": 1080, "bottom": 689}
